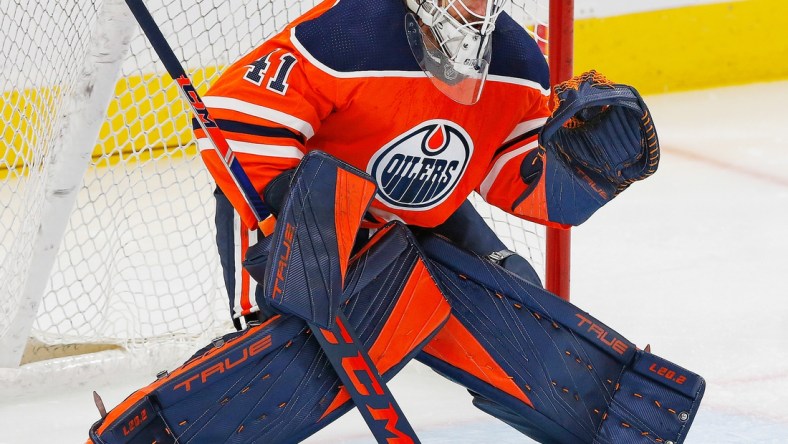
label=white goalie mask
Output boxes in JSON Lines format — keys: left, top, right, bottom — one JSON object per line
{"left": 405, "top": 0, "right": 507, "bottom": 105}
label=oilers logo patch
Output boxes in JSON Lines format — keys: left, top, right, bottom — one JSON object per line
{"left": 368, "top": 120, "right": 473, "bottom": 210}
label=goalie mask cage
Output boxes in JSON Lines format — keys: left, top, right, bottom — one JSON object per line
{"left": 0, "top": 0, "right": 573, "bottom": 392}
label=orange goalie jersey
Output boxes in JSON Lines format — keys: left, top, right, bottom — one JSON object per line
{"left": 195, "top": 0, "right": 551, "bottom": 230}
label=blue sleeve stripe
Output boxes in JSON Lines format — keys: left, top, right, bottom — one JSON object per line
{"left": 192, "top": 117, "right": 306, "bottom": 144}
{"left": 493, "top": 127, "right": 541, "bottom": 159}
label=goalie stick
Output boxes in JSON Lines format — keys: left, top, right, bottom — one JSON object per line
{"left": 122, "top": 1, "right": 420, "bottom": 442}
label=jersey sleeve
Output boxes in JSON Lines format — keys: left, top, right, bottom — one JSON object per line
{"left": 476, "top": 93, "right": 569, "bottom": 228}
{"left": 195, "top": 32, "right": 336, "bottom": 229}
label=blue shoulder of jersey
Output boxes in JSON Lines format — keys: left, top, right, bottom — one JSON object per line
{"left": 488, "top": 13, "right": 551, "bottom": 90}
{"left": 293, "top": 0, "right": 421, "bottom": 72}
{"left": 294, "top": 0, "right": 549, "bottom": 90}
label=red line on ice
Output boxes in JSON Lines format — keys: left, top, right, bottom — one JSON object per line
{"left": 663, "top": 146, "right": 788, "bottom": 188}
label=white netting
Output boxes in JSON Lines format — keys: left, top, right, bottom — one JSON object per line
{"left": 0, "top": 0, "right": 553, "bottom": 387}
{"left": 470, "top": 0, "right": 551, "bottom": 278}
{"left": 1, "top": 1, "right": 105, "bottom": 358}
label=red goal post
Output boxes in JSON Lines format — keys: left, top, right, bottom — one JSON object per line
{"left": 546, "top": 0, "right": 574, "bottom": 299}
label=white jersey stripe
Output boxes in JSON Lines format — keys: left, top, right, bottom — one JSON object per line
{"left": 479, "top": 140, "right": 539, "bottom": 199}
{"left": 486, "top": 75, "right": 550, "bottom": 95}
{"left": 232, "top": 212, "right": 245, "bottom": 317}
{"left": 504, "top": 117, "right": 548, "bottom": 143}
{"left": 203, "top": 95, "right": 316, "bottom": 138}
{"left": 197, "top": 138, "right": 304, "bottom": 160}
{"left": 244, "top": 228, "right": 259, "bottom": 314}
{"left": 233, "top": 214, "right": 261, "bottom": 317}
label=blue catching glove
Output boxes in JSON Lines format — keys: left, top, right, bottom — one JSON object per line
{"left": 520, "top": 71, "right": 660, "bottom": 226}
{"left": 541, "top": 70, "right": 659, "bottom": 196}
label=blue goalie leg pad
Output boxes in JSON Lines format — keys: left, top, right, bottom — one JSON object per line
{"left": 471, "top": 393, "right": 562, "bottom": 444}
{"left": 415, "top": 233, "right": 705, "bottom": 444}
{"left": 89, "top": 223, "right": 449, "bottom": 444}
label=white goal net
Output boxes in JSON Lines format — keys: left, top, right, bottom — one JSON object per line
{"left": 0, "top": 0, "right": 556, "bottom": 393}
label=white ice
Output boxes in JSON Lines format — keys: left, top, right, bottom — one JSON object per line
{"left": 1, "top": 80, "right": 787, "bottom": 443}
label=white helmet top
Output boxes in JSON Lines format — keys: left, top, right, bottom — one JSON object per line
{"left": 405, "top": 0, "right": 508, "bottom": 104}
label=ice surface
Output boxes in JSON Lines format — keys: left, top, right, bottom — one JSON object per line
{"left": 1, "top": 81, "right": 786, "bottom": 443}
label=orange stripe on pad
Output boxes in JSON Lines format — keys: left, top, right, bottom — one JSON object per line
{"left": 423, "top": 315, "right": 534, "bottom": 408}
{"left": 333, "top": 168, "right": 376, "bottom": 284}
{"left": 321, "top": 260, "right": 450, "bottom": 418}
